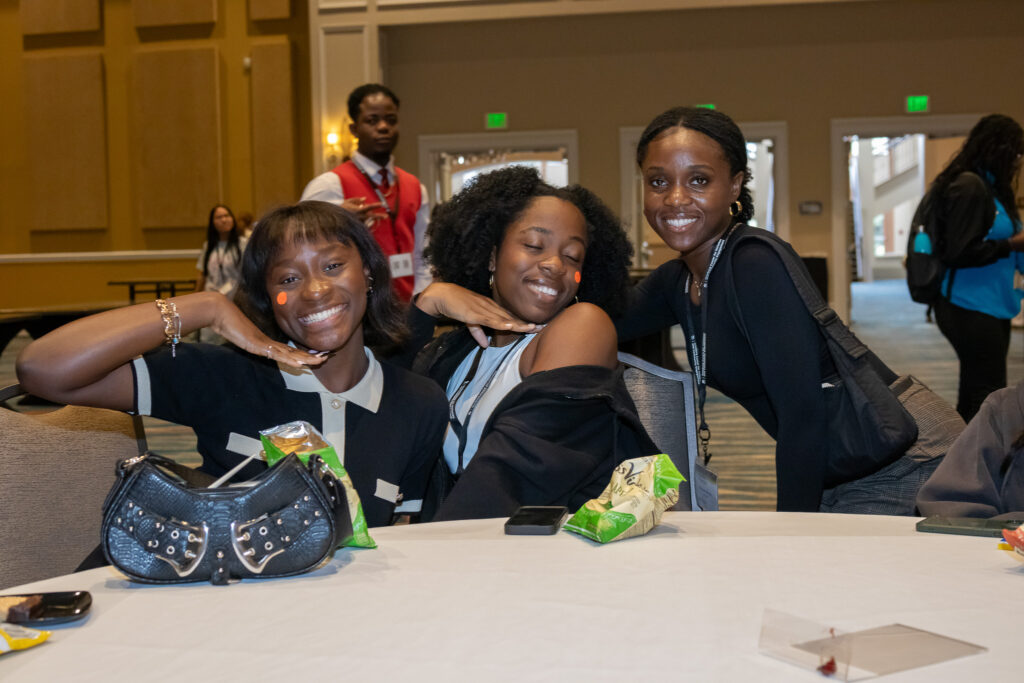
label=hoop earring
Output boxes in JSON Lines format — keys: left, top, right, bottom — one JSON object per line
{"left": 488, "top": 272, "right": 494, "bottom": 290}
{"left": 574, "top": 295, "right": 580, "bottom": 304}
{"left": 729, "top": 200, "right": 743, "bottom": 218}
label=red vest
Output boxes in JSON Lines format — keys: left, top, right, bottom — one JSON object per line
{"left": 333, "top": 160, "right": 421, "bottom": 302}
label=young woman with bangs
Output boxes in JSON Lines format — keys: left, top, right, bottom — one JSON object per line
{"left": 17, "top": 201, "right": 447, "bottom": 527}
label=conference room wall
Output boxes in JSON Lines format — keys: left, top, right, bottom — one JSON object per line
{"left": 384, "top": 0, "right": 1024, "bottom": 259}
{"left": 0, "top": 0, "right": 312, "bottom": 310}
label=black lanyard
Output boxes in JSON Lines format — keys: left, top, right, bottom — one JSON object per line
{"left": 448, "top": 336, "right": 526, "bottom": 475}
{"left": 351, "top": 158, "right": 400, "bottom": 221}
{"left": 682, "top": 224, "right": 737, "bottom": 466}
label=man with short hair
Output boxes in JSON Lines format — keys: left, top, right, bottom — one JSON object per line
{"left": 301, "top": 83, "right": 430, "bottom": 301}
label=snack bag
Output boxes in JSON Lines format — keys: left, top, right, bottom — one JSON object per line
{"left": 260, "top": 421, "right": 375, "bottom": 548}
{"left": 0, "top": 623, "right": 50, "bottom": 655}
{"left": 563, "top": 453, "right": 683, "bottom": 543}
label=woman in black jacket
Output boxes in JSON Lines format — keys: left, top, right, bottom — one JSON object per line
{"left": 408, "top": 166, "right": 658, "bottom": 521}
{"left": 612, "top": 106, "right": 959, "bottom": 514}
{"left": 926, "top": 115, "right": 1024, "bottom": 421}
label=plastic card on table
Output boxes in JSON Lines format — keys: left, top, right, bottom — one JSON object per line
{"left": 759, "top": 609, "right": 987, "bottom": 681}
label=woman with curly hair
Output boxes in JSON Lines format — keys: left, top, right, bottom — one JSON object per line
{"left": 18, "top": 202, "right": 446, "bottom": 528}
{"left": 407, "top": 165, "right": 657, "bottom": 521}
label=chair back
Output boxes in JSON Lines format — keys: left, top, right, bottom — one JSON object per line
{"left": 0, "top": 384, "right": 146, "bottom": 589}
{"left": 618, "top": 352, "right": 700, "bottom": 511}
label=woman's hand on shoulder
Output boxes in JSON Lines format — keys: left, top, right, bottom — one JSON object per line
{"left": 527, "top": 302, "right": 617, "bottom": 374}
{"left": 415, "top": 282, "right": 539, "bottom": 348}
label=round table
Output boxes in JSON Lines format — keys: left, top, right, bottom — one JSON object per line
{"left": 2, "top": 512, "right": 1020, "bottom": 681}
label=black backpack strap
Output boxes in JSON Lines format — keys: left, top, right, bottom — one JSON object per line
{"left": 729, "top": 230, "right": 898, "bottom": 376}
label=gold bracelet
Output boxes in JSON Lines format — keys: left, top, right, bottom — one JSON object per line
{"left": 155, "top": 299, "right": 182, "bottom": 357}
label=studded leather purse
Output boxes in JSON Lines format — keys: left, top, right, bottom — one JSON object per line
{"left": 101, "top": 452, "right": 353, "bottom": 585}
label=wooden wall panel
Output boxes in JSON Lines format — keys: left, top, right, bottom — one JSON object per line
{"left": 131, "top": 47, "right": 221, "bottom": 229}
{"left": 250, "top": 0, "right": 291, "bottom": 21}
{"left": 23, "top": 53, "right": 108, "bottom": 231}
{"left": 20, "top": 0, "right": 101, "bottom": 35}
{"left": 250, "top": 39, "right": 296, "bottom": 214}
{"left": 132, "top": 0, "right": 216, "bottom": 27}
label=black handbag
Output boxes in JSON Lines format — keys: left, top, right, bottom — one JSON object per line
{"left": 101, "top": 452, "right": 353, "bottom": 585}
{"left": 726, "top": 229, "right": 919, "bottom": 486}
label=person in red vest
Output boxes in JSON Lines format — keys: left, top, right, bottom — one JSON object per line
{"left": 301, "top": 83, "right": 431, "bottom": 302}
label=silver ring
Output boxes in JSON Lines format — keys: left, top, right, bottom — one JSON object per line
{"left": 266, "top": 345, "right": 272, "bottom": 359}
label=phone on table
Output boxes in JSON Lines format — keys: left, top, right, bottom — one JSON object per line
{"left": 915, "top": 516, "right": 1024, "bottom": 538}
{"left": 504, "top": 506, "right": 569, "bottom": 535}
{"left": 0, "top": 591, "right": 92, "bottom": 626}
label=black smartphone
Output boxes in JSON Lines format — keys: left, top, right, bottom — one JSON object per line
{"left": 504, "top": 506, "right": 568, "bottom": 535}
{"left": 915, "top": 516, "right": 1024, "bottom": 538}
{"left": 0, "top": 591, "right": 92, "bottom": 626}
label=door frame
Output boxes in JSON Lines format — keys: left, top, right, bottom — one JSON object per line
{"left": 829, "top": 114, "right": 980, "bottom": 320}
{"left": 417, "top": 129, "right": 579, "bottom": 208}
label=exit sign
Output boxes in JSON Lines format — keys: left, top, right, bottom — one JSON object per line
{"left": 695, "top": 103, "right": 716, "bottom": 109}
{"left": 906, "top": 95, "right": 929, "bottom": 113}
{"left": 485, "top": 112, "right": 508, "bottom": 129}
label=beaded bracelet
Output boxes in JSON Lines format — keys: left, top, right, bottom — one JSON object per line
{"left": 155, "top": 299, "right": 182, "bottom": 357}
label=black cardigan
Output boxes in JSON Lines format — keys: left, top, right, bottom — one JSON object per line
{"left": 615, "top": 225, "right": 835, "bottom": 510}
{"left": 409, "top": 312, "right": 660, "bottom": 521}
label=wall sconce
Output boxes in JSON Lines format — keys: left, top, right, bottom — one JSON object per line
{"left": 326, "top": 131, "right": 340, "bottom": 146}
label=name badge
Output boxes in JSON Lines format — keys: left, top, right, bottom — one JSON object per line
{"left": 693, "top": 462, "right": 719, "bottom": 511}
{"left": 389, "top": 252, "right": 414, "bottom": 279}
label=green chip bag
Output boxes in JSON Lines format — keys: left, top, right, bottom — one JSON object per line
{"left": 260, "top": 421, "right": 375, "bottom": 548}
{"left": 563, "top": 453, "right": 684, "bottom": 544}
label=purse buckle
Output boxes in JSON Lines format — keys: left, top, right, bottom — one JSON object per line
{"left": 152, "top": 519, "right": 209, "bottom": 578}
{"left": 231, "top": 514, "right": 287, "bottom": 574}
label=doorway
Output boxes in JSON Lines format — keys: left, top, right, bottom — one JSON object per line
{"left": 828, "top": 115, "right": 980, "bottom": 321}
{"left": 417, "top": 130, "right": 578, "bottom": 207}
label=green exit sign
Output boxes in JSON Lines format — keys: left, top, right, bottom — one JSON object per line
{"left": 485, "top": 112, "right": 508, "bottom": 129}
{"left": 906, "top": 95, "right": 929, "bottom": 113}
{"left": 695, "top": 103, "right": 716, "bottom": 109}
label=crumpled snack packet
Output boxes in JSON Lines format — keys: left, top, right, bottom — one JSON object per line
{"left": 260, "top": 421, "right": 375, "bottom": 549}
{"left": 563, "top": 453, "right": 684, "bottom": 543}
{"left": 0, "top": 622, "right": 50, "bottom": 655}
{"left": 1001, "top": 524, "right": 1024, "bottom": 557}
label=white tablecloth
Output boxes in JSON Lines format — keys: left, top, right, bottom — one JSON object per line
{"left": 2, "top": 512, "right": 1020, "bottom": 681}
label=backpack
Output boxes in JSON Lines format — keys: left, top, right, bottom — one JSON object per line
{"left": 906, "top": 186, "right": 956, "bottom": 304}
{"left": 724, "top": 228, "right": 919, "bottom": 486}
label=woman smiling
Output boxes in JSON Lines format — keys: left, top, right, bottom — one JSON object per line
{"left": 407, "top": 166, "right": 657, "bottom": 521}
{"left": 17, "top": 202, "right": 447, "bottom": 527}
{"left": 614, "top": 106, "right": 955, "bottom": 514}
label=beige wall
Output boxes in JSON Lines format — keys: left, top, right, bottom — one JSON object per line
{"left": 0, "top": 0, "right": 312, "bottom": 309}
{"left": 384, "top": 0, "right": 1024, "bottom": 259}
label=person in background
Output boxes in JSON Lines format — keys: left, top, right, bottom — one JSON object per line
{"left": 405, "top": 166, "right": 658, "bottom": 521}
{"left": 17, "top": 202, "right": 447, "bottom": 528}
{"left": 301, "top": 83, "right": 431, "bottom": 302}
{"left": 926, "top": 114, "right": 1024, "bottom": 422}
{"left": 196, "top": 204, "right": 247, "bottom": 344}
{"left": 197, "top": 204, "right": 246, "bottom": 298}
{"left": 917, "top": 380, "right": 1024, "bottom": 519}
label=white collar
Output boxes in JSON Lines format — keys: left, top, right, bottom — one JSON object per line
{"left": 352, "top": 151, "right": 395, "bottom": 182}
{"left": 277, "top": 346, "right": 383, "bottom": 413}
